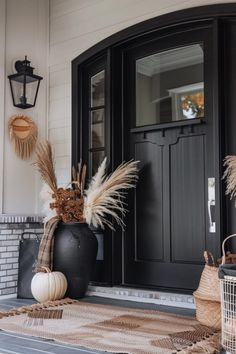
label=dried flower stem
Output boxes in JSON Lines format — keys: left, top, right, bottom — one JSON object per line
{"left": 34, "top": 142, "right": 58, "bottom": 193}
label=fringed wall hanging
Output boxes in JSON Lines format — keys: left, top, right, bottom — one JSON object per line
{"left": 8, "top": 114, "right": 38, "bottom": 160}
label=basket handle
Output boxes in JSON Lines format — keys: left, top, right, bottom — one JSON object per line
{"left": 21, "top": 232, "right": 40, "bottom": 242}
{"left": 221, "top": 234, "right": 236, "bottom": 264}
{"left": 204, "top": 251, "right": 216, "bottom": 266}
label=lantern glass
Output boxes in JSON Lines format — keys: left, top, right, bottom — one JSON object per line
{"left": 10, "top": 77, "right": 24, "bottom": 106}
{"left": 9, "top": 73, "right": 42, "bottom": 108}
{"left": 25, "top": 79, "right": 39, "bottom": 106}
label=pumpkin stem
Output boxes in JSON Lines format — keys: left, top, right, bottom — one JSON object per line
{"left": 40, "top": 266, "right": 51, "bottom": 273}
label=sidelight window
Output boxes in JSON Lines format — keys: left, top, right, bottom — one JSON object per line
{"left": 89, "top": 70, "right": 105, "bottom": 176}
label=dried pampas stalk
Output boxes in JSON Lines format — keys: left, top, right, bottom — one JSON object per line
{"left": 84, "top": 159, "right": 139, "bottom": 230}
{"left": 34, "top": 141, "right": 58, "bottom": 194}
{"left": 71, "top": 160, "right": 87, "bottom": 195}
{"left": 80, "top": 164, "right": 87, "bottom": 195}
{"left": 223, "top": 155, "right": 236, "bottom": 200}
{"left": 72, "top": 166, "right": 77, "bottom": 184}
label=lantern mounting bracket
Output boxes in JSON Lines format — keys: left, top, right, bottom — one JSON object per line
{"left": 15, "top": 56, "right": 34, "bottom": 75}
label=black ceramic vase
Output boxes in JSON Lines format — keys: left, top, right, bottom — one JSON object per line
{"left": 53, "top": 222, "right": 98, "bottom": 299}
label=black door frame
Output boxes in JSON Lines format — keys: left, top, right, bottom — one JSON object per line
{"left": 72, "top": 4, "right": 234, "bottom": 289}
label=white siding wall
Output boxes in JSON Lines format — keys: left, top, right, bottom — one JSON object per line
{"left": 0, "top": 0, "right": 49, "bottom": 215}
{"left": 49, "top": 0, "right": 235, "bottom": 186}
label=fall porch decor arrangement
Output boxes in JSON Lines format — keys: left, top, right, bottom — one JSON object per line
{"left": 34, "top": 141, "right": 138, "bottom": 227}
{"left": 34, "top": 141, "right": 138, "bottom": 298}
{"left": 8, "top": 114, "right": 38, "bottom": 160}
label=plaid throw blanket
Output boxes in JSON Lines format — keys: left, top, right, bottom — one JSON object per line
{"left": 36, "top": 216, "right": 60, "bottom": 272}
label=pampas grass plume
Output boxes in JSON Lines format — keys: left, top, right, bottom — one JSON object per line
{"left": 223, "top": 155, "right": 236, "bottom": 201}
{"left": 83, "top": 159, "right": 139, "bottom": 230}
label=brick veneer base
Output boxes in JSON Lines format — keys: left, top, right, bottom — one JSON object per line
{"left": 0, "top": 220, "right": 43, "bottom": 297}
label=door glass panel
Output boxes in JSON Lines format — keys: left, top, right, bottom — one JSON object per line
{"left": 91, "top": 122, "right": 104, "bottom": 148}
{"left": 91, "top": 109, "right": 104, "bottom": 148}
{"left": 91, "top": 108, "right": 104, "bottom": 123}
{"left": 91, "top": 70, "right": 105, "bottom": 107}
{"left": 91, "top": 124, "right": 104, "bottom": 148}
{"left": 136, "top": 44, "right": 204, "bottom": 126}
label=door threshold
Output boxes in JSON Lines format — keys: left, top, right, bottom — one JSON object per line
{"left": 86, "top": 285, "right": 195, "bottom": 309}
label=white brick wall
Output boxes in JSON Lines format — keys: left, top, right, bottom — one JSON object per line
{"left": 49, "top": 0, "right": 236, "bottom": 186}
{"left": 0, "top": 223, "right": 43, "bottom": 297}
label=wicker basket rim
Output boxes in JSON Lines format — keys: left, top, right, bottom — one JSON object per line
{"left": 204, "top": 264, "right": 219, "bottom": 270}
{"left": 193, "top": 291, "right": 220, "bottom": 302}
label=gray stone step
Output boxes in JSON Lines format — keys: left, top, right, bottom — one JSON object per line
{"left": 86, "top": 285, "right": 195, "bottom": 309}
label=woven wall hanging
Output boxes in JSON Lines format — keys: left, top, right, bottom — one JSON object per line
{"left": 8, "top": 114, "right": 38, "bottom": 160}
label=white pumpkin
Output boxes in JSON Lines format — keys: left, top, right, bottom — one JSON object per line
{"left": 31, "top": 267, "right": 67, "bottom": 303}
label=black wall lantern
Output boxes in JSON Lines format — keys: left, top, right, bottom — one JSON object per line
{"left": 8, "top": 56, "right": 43, "bottom": 109}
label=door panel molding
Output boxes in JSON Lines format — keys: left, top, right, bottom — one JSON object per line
{"left": 170, "top": 134, "right": 206, "bottom": 264}
{"left": 133, "top": 140, "right": 164, "bottom": 263}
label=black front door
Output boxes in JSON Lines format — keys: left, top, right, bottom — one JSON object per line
{"left": 122, "top": 24, "right": 221, "bottom": 291}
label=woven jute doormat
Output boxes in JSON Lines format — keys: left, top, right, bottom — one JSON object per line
{"left": 0, "top": 298, "right": 221, "bottom": 354}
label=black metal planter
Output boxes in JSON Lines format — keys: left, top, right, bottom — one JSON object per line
{"left": 53, "top": 222, "right": 98, "bottom": 299}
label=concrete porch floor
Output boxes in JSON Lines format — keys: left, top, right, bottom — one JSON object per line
{"left": 0, "top": 296, "right": 223, "bottom": 354}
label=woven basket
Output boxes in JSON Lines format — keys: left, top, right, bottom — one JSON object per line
{"left": 194, "top": 251, "right": 220, "bottom": 302}
{"left": 193, "top": 251, "right": 221, "bottom": 329}
{"left": 194, "top": 294, "right": 221, "bottom": 329}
